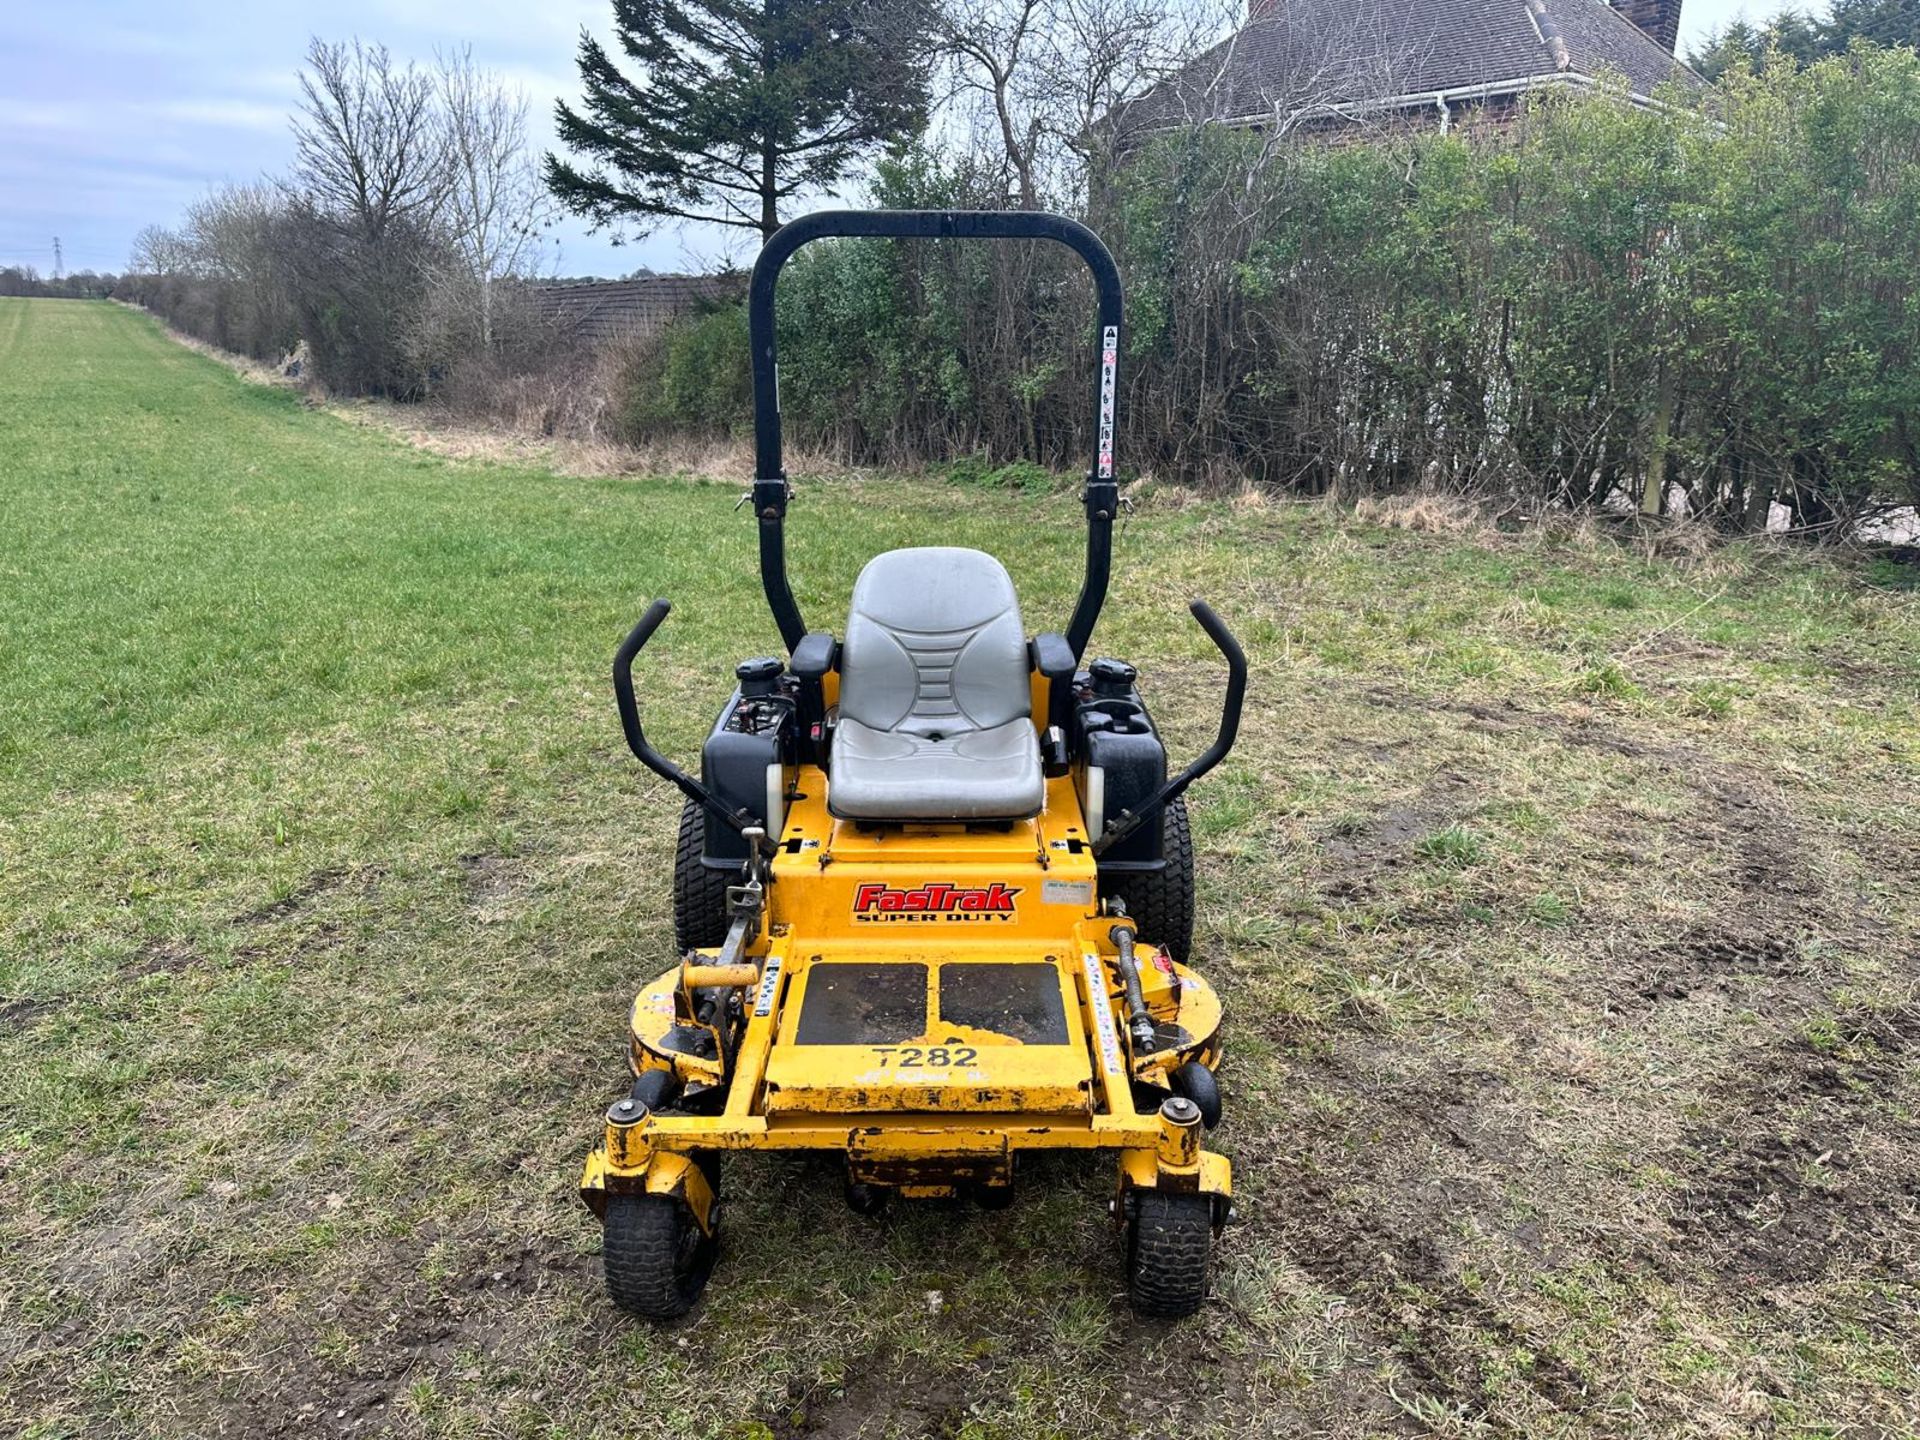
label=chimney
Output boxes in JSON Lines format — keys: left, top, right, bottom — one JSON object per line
{"left": 1610, "top": 0, "right": 1682, "bottom": 52}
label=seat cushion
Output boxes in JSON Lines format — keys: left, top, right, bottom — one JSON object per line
{"left": 830, "top": 716, "right": 1045, "bottom": 821}
{"left": 828, "top": 547, "right": 1043, "bottom": 821}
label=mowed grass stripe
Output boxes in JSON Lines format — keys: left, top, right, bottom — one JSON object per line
{"left": 0, "top": 294, "right": 29, "bottom": 367}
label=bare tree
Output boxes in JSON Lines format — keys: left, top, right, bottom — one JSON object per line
{"left": 185, "top": 182, "right": 297, "bottom": 353}
{"left": 933, "top": 0, "right": 1235, "bottom": 207}
{"left": 1050, "top": 0, "right": 1238, "bottom": 168}
{"left": 284, "top": 38, "right": 452, "bottom": 395}
{"left": 128, "top": 224, "right": 194, "bottom": 275}
{"left": 183, "top": 183, "right": 286, "bottom": 275}
{"left": 937, "top": 0, "right": 1047, "bottom": 206}
{"left": 434, "top": 47, "right": 554, "bottom": 349}
{"left": 292, "top": 37, "right": 447, "bottom": 238}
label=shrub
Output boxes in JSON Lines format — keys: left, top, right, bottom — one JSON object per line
{"left": 738, "top": 54, "right": 1920, "bottom": 534}
{"left": 615, "top": 303, "right": 753, "bottom": 441}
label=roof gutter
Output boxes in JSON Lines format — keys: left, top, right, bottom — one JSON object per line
{"left": 1189, "top": 70, "right": 1670, "bottom": 131}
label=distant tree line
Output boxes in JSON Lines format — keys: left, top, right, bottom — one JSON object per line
{"left": 0, "top": 268, "right": 118, "bottom": 300}
{"left": 111, "top": 3, "right": 1920, "bottom": 534}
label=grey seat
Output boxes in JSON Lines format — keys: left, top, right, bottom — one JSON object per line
{"left": 828, "top": 547, "right": 1046, "bottom": 821}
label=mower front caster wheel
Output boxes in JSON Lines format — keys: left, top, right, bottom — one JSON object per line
{"left": 603, "top": 1194, "right": 717, "bottom": 1321}
{"left": 843, "top": 1181, "right": 889, "bottom": 1218}
{"left": 1126, "top": 1190, "right": 1213, "bottom": 1319}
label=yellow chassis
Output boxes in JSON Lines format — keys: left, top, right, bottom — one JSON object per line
{"left": 580, "top": 768, "right": 1231, "bottom": 1234}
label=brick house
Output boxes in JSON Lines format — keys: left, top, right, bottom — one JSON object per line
{"left": 1120, "top": 0, "right": 1703, "bottom": 137}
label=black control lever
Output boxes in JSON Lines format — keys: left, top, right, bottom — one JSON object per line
{"left": 1091, "top": 600, "right": 1247, "bottom": 857}
{"left": 613, "top": 599, "right": 762, "bottom": 841}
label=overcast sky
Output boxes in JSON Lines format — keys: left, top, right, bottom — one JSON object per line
{"left": 1, "top": 0, "right": 1810, "bottom": 279}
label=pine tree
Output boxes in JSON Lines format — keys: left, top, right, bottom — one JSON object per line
{"left": 1825, "top": 0, "right": 1920, "bottom": 52}
{"left": 1689, "top": 0, "right": 1920, "bottom": 79}
{"left": 547, "top": 0, "right": 932, "bottom": 240}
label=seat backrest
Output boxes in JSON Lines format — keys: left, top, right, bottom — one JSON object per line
{"left": 839, "top": 547, "right": 1030, "bottom": 737}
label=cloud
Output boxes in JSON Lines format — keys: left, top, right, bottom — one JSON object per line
{"left": 0, "top": 0, "right": 723, "bottom": 275}
{"left": 0, "top": 99, "right": 94, "bottom": 133}
{"left": 148, "top": 99, "right": 291, "bottom": 133}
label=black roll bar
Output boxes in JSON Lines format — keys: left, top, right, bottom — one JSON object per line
{"left": 747, "top": 209, "right": 1126, "bottom": 660}
{"left": 613, "top": 599, "right": 758, "bottom": 838}
{"left": 1090, "top": 600, "right": 1247, "bottom": 858}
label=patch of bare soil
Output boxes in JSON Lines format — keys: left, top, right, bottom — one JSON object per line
{"left": 206, "top": 1231, "right": 591, "bottom": 1438}
{"left": 1612, "top": 931, "right": 1807, "bottom": 1012}
{"left": 236, "top": 864, "right": 387, "bottom": 927}
{"left": 765, "top": 1356, "right": 975, "bottom": 1440}
{"left": 1257, "top": 1045, "right": 1605, "bottom": 1424}
{"left": 1665, "top": 1005, "right": 1920, "bottom": 1293}
{"left": 0, "top": 995, "right": 60, "bottom": 1033}
{"left": 1253, "top": 680, "right": 1909, "bottom": 1423}
{"left": 1281, "top": 1062, "right": 1519, "bottom": 1280}
{"left": 125, "top": 937, "right": 203, "bottom": 978}
{"left": 460, "top": 851, "right": 527, "bottom": 911}
{"left": 1397, "top": 1278, "right": 1599, "bottom": 1418}
{"left": 0, "top": 942, "right": 203, "bottom": 1037}
{"left": 1315, "top": 765, "right": 1479, "bottom": 901}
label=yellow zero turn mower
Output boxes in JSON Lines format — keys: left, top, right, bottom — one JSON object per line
{"left": 580, "top": 209, "right": 1248, "bottom": 1320}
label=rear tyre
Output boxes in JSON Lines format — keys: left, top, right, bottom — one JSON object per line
{"left": 1126, "top": 1190, "right": 1212, "bottom": 1319}
{"left": 1102, "top": 797, "right": 1194, "bottom": 963}
{"left": 672, "top": 797, "right": 732, "bottom": 952}
{"left": 603, "top": 1193, "right": 717, "bottom": 1321}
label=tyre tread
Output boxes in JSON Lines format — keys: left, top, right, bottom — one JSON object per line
{"left": 672, "top": 798, "right": 731, "bottom": 952}
{"left": 603, "top": 1194, "right": 710, "bottom": 1320}
{"left": 1127, "top": 1189, "right": 1212, "bottom": 1318}
{"left": 1104, "top": 797, "right": 1195, "bottom": 963}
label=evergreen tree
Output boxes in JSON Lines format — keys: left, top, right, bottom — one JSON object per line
{"left": 1826, "top": 0, "right": 1920, "bottom": 51}
{"left": 547, "top": 0, "right": 932, "bottom": 240}
{"left": 1689, "top": 11, "right": 1822, "bottom": 78}
{"left": 1689, "top": 0, "right": 1919, "bottom": 78}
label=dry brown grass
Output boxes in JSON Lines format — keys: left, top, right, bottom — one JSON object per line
{"left": 324, "top": 397, "right": 752, "bottom": 481}
{"left": 1352, "top": 491, "right": 1499, "bottom": 537}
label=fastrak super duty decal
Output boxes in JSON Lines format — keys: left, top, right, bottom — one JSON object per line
{"left": 852, "top": 881, "right": 1021, "bottom": 923}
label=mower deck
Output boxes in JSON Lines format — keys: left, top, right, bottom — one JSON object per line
{"left": 582, "top": 772, "right": 1227, "bottom": 1196}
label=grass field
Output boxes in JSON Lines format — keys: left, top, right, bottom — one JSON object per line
{"left": 2, "top": 297, "right": 1918, "bottom": 1439}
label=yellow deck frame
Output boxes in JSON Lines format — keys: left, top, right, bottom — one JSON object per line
{"left": 581, "top": 766, "right": 1230, "bottom": 1225}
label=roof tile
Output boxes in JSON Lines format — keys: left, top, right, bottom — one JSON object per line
{"left": 1123, "top": 0, "right": 1700, "bottom": 130}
